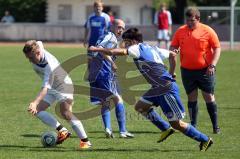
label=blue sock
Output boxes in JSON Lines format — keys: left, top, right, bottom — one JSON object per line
{"left": 101, "top": 105, "right": 111, "bottom": 130}
{"left": 146, "top": 108, "right": 170, "bottom": 131}
{"left": 184, "top": 124, "right": 209, "bottom": 142}
{"left": 115, "top": 102, "right": 127, "bottom": 132}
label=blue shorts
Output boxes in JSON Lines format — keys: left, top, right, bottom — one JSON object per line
{"left": 90, "top": 78, "right": 120, "bottom": 105}
{"left": 140, "top": 82, "right": 185, "bottom": 121}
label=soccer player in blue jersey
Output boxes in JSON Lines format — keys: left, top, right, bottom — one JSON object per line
{"left": 88, "top": 28, "right": 213, "bottom": 151}
{"left": 84, "top": 0, "right": 111, "bottom": 58}
{"left": 88, "top": 19, "right": 134, "bottom": 138}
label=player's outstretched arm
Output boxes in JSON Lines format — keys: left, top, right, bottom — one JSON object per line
{"left": 88, "top": 46, "right": 128, "bottom": 56}
{"left": 28, "top": 87, "right": 48, "bottom": 115}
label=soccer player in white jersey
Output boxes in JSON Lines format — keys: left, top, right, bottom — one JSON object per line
{"left": 89, "top": 19, "right": 134, "bottom": 138}
{"left": 88, "top": 28, "right": 213, "bottom": 151}
{"left": 23, "top": 40, "right": 91, "bottom": 149}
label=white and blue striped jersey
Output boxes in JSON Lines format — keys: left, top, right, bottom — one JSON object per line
{"left": 127, "top": 43, "right": 174, "bottom": 92}
{"left": 88, "top": 32, "right": 118, "bottom": 81}
{"left": 32, "top": 41, "right": 72, "bottom": 93}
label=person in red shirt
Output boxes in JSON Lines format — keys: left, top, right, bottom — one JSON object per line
{"left": 154, "top": 3, "right": 172, "bottom": 49}
{"left": 169, "top": 7, "right": 221, "bottom": 134}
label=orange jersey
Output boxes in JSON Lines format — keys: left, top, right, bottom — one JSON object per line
{"left": 171, "top": 23, "right": 220, "bottom": 70}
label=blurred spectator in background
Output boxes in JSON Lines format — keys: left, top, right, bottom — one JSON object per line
{"left": 84, "top": 0, "right": 111, "bottom": 55}
{"left": 107, "top": 10, "right": 115, "bottom": 23}
{"left": 1, "top": 10, "right": 15, "bottom": 23}
{"left": 154, "top": 3, "right": 172, "bottom": 49}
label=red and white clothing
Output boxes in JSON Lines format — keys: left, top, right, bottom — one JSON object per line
{"left": 154, "top": 10, "right": 172, "bottom": 40}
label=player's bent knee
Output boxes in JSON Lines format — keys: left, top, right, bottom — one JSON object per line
{"left": 60, "top": 110, "right": 73, "bottom": 120}
{"left": 170, "top": 120, "right": 187, "bottom": 131}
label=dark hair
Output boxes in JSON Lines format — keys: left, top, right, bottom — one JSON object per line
{"left": 122, "top": 28, "right": 143, "bottom": 42}
{"left": 185, "top": 7, "right": 200, "bottom": 19}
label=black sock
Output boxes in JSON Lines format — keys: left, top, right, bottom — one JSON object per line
{"left": 56, "top": 125, "right": 63, "bottom": 131}
{"left": 206, "top": 102, "right": 219, "bottom": 129}
{"left": 81, "top": 138, "right": 89, "bottom": 142}
{"left": 188, "top": 101, "right": 198, "bottom": 127}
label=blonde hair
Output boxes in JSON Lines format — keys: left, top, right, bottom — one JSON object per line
{"left": 94, "top": 0, "right": 104, "bottom": 7}
{"left": 23, "top": 40, "right": 40, "bottom": 55}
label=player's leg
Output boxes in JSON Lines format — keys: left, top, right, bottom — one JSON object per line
{"left": 157, "top": 30, "right": 163, "bottom": 48}
{"left": 199, "top": 71, "right": 220, "bottom": 134}
{"left": 159, "top": 84, "right": 213, "bottom": 151}
{"left": 36, "top": 95, "right": 68, "bottom": 133}
{"left": 135, "top": 99, "right": 174, "bottom": 142}
{"left": 181, "top": 67, "right": 199, "bottom": 127}
{"left": 101, "top": 101, "right": 113, "bottom": 138}
{"left": 170, "top": 120, "right": 213, "bottom": 151}
{"left": 112, "top": 95, "right": 134, "bottom": 138}
{"left": 163, "top": 30, "right": 170, "bottom": 49}
{"left": 135, "top": 99, "right": 171, "bottom": 132}
{"left": 59, "top": 99, "right": 91, "bottom": 148}
{"left": 90, "top": 80, "right": 113, "bottom": 138}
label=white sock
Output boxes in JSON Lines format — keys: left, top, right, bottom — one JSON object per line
{"left": 69, "top": 117, "right": 88, "bottom": 139}
{"left": 36, "top": 111, "right": 61, "bottom": 129}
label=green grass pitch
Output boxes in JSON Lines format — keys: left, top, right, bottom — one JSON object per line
{"left": 0, "top": 45, "right": 239, "bottom": 159}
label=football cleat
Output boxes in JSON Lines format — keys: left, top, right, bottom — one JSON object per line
{"left": 105, "top": 128, "right": 114, "bottom": 138}
{"left": 56, "top": 130, "right": 71, "bottom": 144}
{"left": 199, "top": 137, "right": 213, "bottom": 151}
{"left": 120, "top": 132, "right": 134, "bottom": 138}
{"left": 80, "top": 141, "right": 92, "bottom": 149}
{"left": 157, "top": 127, "right": 175, "bottom": 143}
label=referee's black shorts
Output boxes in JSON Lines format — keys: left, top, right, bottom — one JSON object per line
{"left": 180, "top": 67, "right": 216, "bottom": 94}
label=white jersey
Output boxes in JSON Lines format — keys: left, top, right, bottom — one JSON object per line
{"left": 32, "top": 41, "right": 73, "bottom": 94}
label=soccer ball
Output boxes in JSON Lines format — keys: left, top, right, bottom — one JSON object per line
{"left": 41, "top": 131, "right": 57, "bottom": 147}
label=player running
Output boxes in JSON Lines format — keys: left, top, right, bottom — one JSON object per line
{"left": 23, "top": 40, "right": 91, "bottom": 149}
{"left": 88, "top": 28, "right": 213, "bottom": 151}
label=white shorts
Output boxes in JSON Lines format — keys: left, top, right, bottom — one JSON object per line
{"left": 157, "top": 29, "right": 170, "bottom": 41}
{"left": 43, "top": 89, "right": 73, "bottom": 105}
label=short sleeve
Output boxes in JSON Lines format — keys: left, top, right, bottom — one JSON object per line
{"left": 154, "top": 46, "right": 170, "bottom": 60}
{"left": 127, "top": 44, "right": 140, "bottom": 59}
{"left": 98, "top": 33, "right": 117, "bottom": 49}
{"left": 42, "top": 65, "right": 52, "bottom": 89}
{"left": 209, "top": 28, "right": 220, "bottom": 48}
{"left": 167, "top": 11, "right": 172, "bottom": 25}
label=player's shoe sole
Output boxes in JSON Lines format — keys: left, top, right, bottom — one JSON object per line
{"left": 157, "top": 128, "right": 175, "bottom": 143}
{"left": 56, "top": 131, "right": 72, "bottom": 144}
{"left": 199, "top": 137, "right": 213, "bottom": 151}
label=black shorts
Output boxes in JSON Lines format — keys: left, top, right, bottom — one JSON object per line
{"left": 181, "top": 67, "right": 215, "bottom": 94}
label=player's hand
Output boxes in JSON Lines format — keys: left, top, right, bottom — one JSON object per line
{"left": 28, "top": 102, "right": 38, "bottom": 115}
{"left": 88, "top": 46, "right": 97, "bottom": 52}
{"left": 112, "top": 62, "right": 118, "bottom": 72}
{"left": 206, "top": 65, "right": 216, "bottom": 76}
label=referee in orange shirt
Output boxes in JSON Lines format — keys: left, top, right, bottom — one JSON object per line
{"left": 169, "top": 7, "right": 221, "bottom": 134}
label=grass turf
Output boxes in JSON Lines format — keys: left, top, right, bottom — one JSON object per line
{"left": 0, "top": 45, "right": 239, "bottom": 159}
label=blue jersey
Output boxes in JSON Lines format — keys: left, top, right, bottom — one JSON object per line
{"left": 85, "top": 12, "right": 111, "bottom": 46}
{"left": 127, "top": 43, "right": 175, "bottom": 95}
{"left": 88, "top": 32, "right": 118, "bottom": 82}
